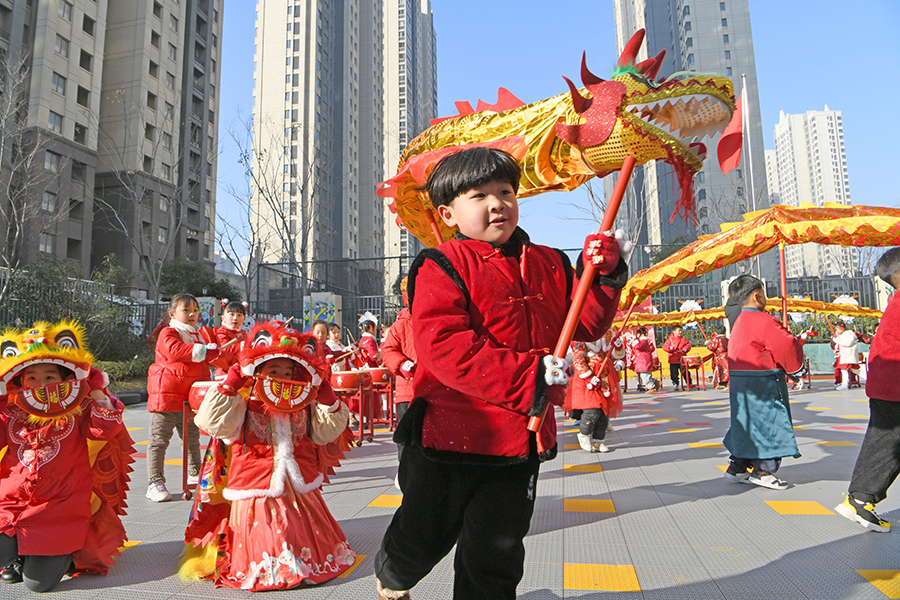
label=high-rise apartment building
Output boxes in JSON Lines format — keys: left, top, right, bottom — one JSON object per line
{"left": 382, "top": 0, "right": 436, "bottom": 291}
{"left": 610, "top": 0, "right": 771, "bottom": 278}
{"left": 0, "top": 0, "right": 222, "bottom": 299}
{"left": 252, "top": 0, "right": 387, "bottom": 297}
{"left": 769, "top": 107, "right": 855, "bottom": 277}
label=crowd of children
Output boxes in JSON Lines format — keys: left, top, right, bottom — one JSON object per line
{"left": 3, "top": 146, "right": 895, "bottom": 597}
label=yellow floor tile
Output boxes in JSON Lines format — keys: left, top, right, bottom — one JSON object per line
{"left": 857, "top": 570, "right": 900, "bottom": 598}
{"left": 337, "top": 554, "right": 366, "bottom": 578}
{"left": 824, "top": 393, "right": 843, "bottom": 397}
{"left": 654, "top": 418, "right": 677, "bottom": 422}
{"left": 163, "top": 459, "right": 182, "bottom": 465}
{"left": 705, "top": 401, "right": 726, "bottom": 405}
{"left": 564, "top": 499, "right": 616, "bottom": 513}
{"left": 840, "top": 415, "right": 868, "bottom": 419}
{"left": 118, "top": 540, "right": 142, "bottom": 552}
{"left": 642, "top": 409, "right": 663, "bottom": 412}
{"left": 368, "top": 495, "right": 402, "bottom": 508}
{"left": 563, "top": 444, "right": 581, "bottom": 450}
{"left": 564, "top": 464, "right": 603, "bottom": 473}
{"left": 126, "top": 427, "right": 143, "bottom": 432}
{"left": 818, "top": 441, "right": 859, "bottom": 447}
{"left": 765, "top": 500, "right": 834, "bottom": 515}
{"left": 688, "top": 442, "right": 724, "bottom": 449}
{"left": 853, "top": 398, "right": 869, "bottom": 402}
{"left": 564, "top": 563, "right": 641, "bottom": 592}
{"left": 716, "top": 465, "right": 728, "bottom": 472}
{"left": 669, "top": 428, "right": 696, "bottom": 433}
{"left": 563, "top": 428, "right": 579, "bottom": 433}
{"left": 806, "top": 407, "right": 829, "bottom": 410}
{"left": 793, "top": 426, "right": 807, "bottom": 430}
{"left": 135, "top": 440, "right": 148, "bottom": 445}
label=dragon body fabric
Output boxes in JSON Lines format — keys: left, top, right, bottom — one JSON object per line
{"left": 378, "top": 29, "right": 737, "bottom": 247}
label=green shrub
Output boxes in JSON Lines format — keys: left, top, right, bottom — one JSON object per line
{"left": 95, "top": 353, "right": 154, "bottom": 383}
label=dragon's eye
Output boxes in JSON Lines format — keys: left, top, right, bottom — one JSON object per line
{"left": 251, "top": 330, "right": 272, "bottom": 348}
{"left": 301, "top": 338, "right": 316, "bottom": 357}
{"left": 0, "top": 341, "right": 19, "bottom": 359}
{"left": 54, "top": 329, "right": 79, "bottom": 349}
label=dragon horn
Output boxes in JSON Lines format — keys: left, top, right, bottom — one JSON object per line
{"left": 617, "top": 28, "right": 646, "bottom": 68}
{"left": 636, "top": 49, "right": 666, "bottom": 80}
{"left": 562, "top": 76, "right": 591, "bottom": 114}
{"left": 580, "top": 52, "right": 604, "bottom": 86}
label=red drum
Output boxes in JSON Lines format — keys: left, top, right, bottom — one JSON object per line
{"left": 188, "top": 380, "right": 219, "bottom": 411}
{"left": 331, "top": 370, "right": 373, "bottom": 392}
{"left": 682, "top": 355, "right": 701, "bottom": 367}
{"left": 363, "top": 367, "right": 392, "bottom": 386}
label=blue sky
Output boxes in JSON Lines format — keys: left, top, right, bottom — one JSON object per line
{"left": 219, "top": 0, "right": 899, "bottom": 252}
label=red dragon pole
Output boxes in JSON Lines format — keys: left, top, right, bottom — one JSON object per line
{"left": 527, "top": 155, "right": 635, "bottom": 435}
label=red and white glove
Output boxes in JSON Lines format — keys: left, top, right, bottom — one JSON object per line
{"left": 204, "top": 343, "right": 220, "bottom": 362}
{"left": 583, "top": 228, "right": 633, "bottom": 276}
{"left": 543, "top": 356, "right": 571, "bottom": 387}
{"left": 400, "top": 360, "right": 416, "bottom": 379}
{"left": 218, "top": 363, "right": 249, "bottom": 395}
{"left": 86, "top": 367, "right": 109, "bottom": 392}
{"left": 586, "top": 375, "right": 602, "bottom": 390}
{"left": 612, "top": 335, "right": 624, "bottom": 349}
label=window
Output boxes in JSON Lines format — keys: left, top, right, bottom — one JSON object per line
{"left": 76, "top": 86, "right": 89, "bottom": 107}
{"left": 158, "top": 226, "right": 168, "bottom": 244}
{"left": 143, "top": 156, "right": 153, "bottom": 173}
{"left": 162, "top": 132, "right": 172, "bottom": 149}
{"left": 164, "top": 102, "right": 174, "bottom": 119}
{"left": 166, "top": 72, "right": 175, "bottom": 89}
{"left": 151, "top": 30, "right": 160, "bottom": 48}
{"left": 686, "top": 37, "right": 693, "bottom": 47}
{"left": 168, "top": 43, "right": 177, "bottom": 61}
{"left": 48, "top": 111, "right": 63, "bottom": 134}
{"left": 687, "top": 53, "right": 694, "bottom": 65}
{"left": 144, "top": 123, "right": 155, "bottom": 141}
{"left": 74, "top": 123, "right": 86, "bottom": 144}
{"left": 159, "top": 195, "right": 169, "bottom": 212}
{"left": 685, "top": 21, "right": 691, "bottom": 31}
{"left": 39, "top": 233, "right": 55, "bottom": 254}
{"left": 724, "top": 50, "right": 731, "bottom": 59}
{"left": 153, "top": 1, "right": 162, "bottom": 18}
{"left": 71, "top": 161, "right": 86, "bottom": 183}
{"left": 169, "top": 15, "right": 178, "bottom": 32}
{"left": 147, "top": 91, "right": 157, "bottom": 110}
{"left": 82, "top": 15, "right": 95, "bottom": 36}
{"left": 68, "top": 199, "right": 84, "bottom": 221}
{"left": 149, "top": 60, "right": 159, "bottom": 78}
{"left": 723, "top": 34, "right": 729, "bottom": 43}
{"left": 161, "top": 162, "right": 172, "bottom": 179}
{"left": 51, "top": 72, "right": 66, "bottom": 95}
{"left": 721, "top": 18, "right": 727, "bottom": 26}
{"left": 42, "top": 191, "right": 57, "bottom": 212}
{"left": 698, "top": 172, "right": 705, "bottom": 183}
{"left": 683, "top": 5, "right": 690, "bottom": 15}
{"left": 726, "top": 66, "right": 733, "bottom": 76}
{"left": 720, "top": 1, "right": 726, "bottom": 9}
{"left": 55, "top": 35, "right": 69, "bottom": 58}
{"left": 698, "top": 189, "right": 706, "bottom": 200}
{"left": 58, "top": 1, "right": 73, "bottom": 21}
{"left": 79, "top": 50, "right": 92, "bottom": 71}
{"left": 44, "top": 150, "right": 61, "bottom": 172}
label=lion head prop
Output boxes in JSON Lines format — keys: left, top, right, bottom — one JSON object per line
{"left": 0, "top": 321, "right": 94, "bottom": 419}
{"left": 239, "top": 322, "right": 326, "bottom": 413}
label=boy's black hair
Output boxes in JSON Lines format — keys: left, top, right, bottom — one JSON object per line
{"left": 328, "top": 323, "right": 341, "bottom": 332}
{"left": 224, "top": 301, "right": 245, "bottom": 315}
{"left": 311, "top": 319, "right": 330, "bottom": 331}
{"left": 672, "top": 325, "right": 683, "bottom": 332}
{"left": 728, "top": 274, "right": 764, "bottom": 307}
{"left": 422, "top": 147, "right": 521, "bottom": 208}
{"left": 875, "top": 248, "right": 900, "bottom": 289}
{"left": 715, "top": 324, "right": 726, "bottom": 335}
{"left": 170, "top": 293, "right": 198, "bottom": 311}
{"left": 636, "top": 326, "right": 648, "bottom": 336}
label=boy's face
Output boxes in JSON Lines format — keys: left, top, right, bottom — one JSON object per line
{"left": 312, "top": 323, "right": 328, "bottom": 344}
{"left": 170, "top": 301, "right": 199, "bottom": 327}
{"left": 21, "top": 364, "right": 65, "bottom": 388}
{"left": 329, "top": 327, "right": 341, "bottom": 342}
{"left": 746, "top": 288, "right": 767, "bottom": 310}
{"left": 223, "top": 310, "right": 245, "bottom": 329}
{"left": 673, "top": 328, "right": 683, "bottom": 337}
{"left": 437, "top": 179, "right": 519, "bottom": 244}
{"left": 258, "top": 357, "right": 294, "bottom": 380}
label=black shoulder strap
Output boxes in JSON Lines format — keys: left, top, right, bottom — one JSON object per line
{"left": 408, "top": 247, "right": 471, "bottom": 310}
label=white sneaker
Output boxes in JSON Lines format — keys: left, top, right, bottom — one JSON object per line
{"left": 836, "top": 384, "right": 849, "bottom": 391}
{"left": 577, "top": 433, "right": 594, "bottom": 453}
{"left": 593, "top": 441, "right": 610, "bottom": 453}
{"left": 146, "top": 480, "right": 172, "bottom": 502}
{"left": 394, "top": 474, "right": 401, "bottom": 491}
{"left": 187, "top": 473, "right": 199, "bottom": 486}
{"left": 606, "top": 424, "right": 614, "bottom": 432}
{"left": 794, "top": 378, "right": 805, "bottom": 391}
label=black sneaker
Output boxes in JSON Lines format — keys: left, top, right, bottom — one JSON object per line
{"left": 835, "top": 494, "right": 891, "bottom": 533}
{"left": 747, "top": 468, "right": 788, "bottom": 490}
{"left": 1, "top": 557, "right": 22, "bottom": 584}
{"left": 723, "top": 461, "right": 750, "bottom": 483}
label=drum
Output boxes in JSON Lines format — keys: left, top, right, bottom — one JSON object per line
{"left": 682, "top": 355, "right": 701, "bottom": 367}
{"left": 331, "top": 370, "right": 373, "bottom": 392}
{"left": 363, "top": 367, "right": 392, "bottom": 386}
{"left": 188, "top": 380, "right": 219, "bottom": 411}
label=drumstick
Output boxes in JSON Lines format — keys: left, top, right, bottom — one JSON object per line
{"left": 220, "top": 336, "right": 241, "bottom": 350}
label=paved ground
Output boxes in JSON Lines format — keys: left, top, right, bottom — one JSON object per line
{"left": 2, "top": 378, "right": 900, "bottom": 599}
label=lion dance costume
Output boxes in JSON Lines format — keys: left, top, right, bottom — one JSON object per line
{"left": 0, "top": 322, "right": 134, "bottom": 580}
{"left": 179, "top": 322, "right": 355, "bottom": 591}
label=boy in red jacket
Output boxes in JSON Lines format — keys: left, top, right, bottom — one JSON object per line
{"left": 836, "top": 248, "right": 900, "bottom": 532}
{"left": 146, "top": 294, "right": 219, "bottom": 502}
{"left": 662, "top": 326, "right": 692, "bottom": 388}
{"left": 214, "top": 301, "right": 248, "bottom": 377}
{"left": 373, "top": 148, "right": 628, "bottom": 600}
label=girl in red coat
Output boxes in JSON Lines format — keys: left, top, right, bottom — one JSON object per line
{"left": 180, "top": 323, "right": 354, "bottom": 591}
{"left": 706, "top": 324, "right": 730, "bottom": 390}
{"left": 381, "top": 306, "right": 416, "bottom": 423}
{"left": 214, "top": 301, "right": 249, "bottom": 378}
{"left": 570, "top": 335, "right": 625, "bottom": 453}
{"left": 629, "top": 326, "right": 659, "bottom": 392}
{"left": 357, "top": 312, "right": 381, "bottom": 367}
{"left": 146, "top": 294, "right": 220, "bottom": 502}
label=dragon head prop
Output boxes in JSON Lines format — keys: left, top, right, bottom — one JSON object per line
{"left": 378, "top": 29, "right": 737, "bottom": 246}
{"left": 239, "top": 322, "right": 326, "bottom": 413}
{"left": 0, "top": 321, "right": 94, "bottom": 419}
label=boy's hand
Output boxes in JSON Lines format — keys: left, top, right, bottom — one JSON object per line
{"left": 205, "top": 343, "right": 220, "bottom": 361}
{"left": 584, "top": 229, "right": 632, "bottom": 276}
{"left": 218, "top": 363, "right": 249, "bottom": 395}
{"left": 400, "top": 360, "right": 416, "bottom": 379}
{"left": 543, "top": 356, "right": 571, "bottom": 386}
{"left": 585, "top": 375, "right": 602, "bottom": 390}
{"left": 86, "top": 367, "right": 109, "bottom": 392}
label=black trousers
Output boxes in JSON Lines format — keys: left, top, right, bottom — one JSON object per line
{"left": 374, "top": 443, "right": 540, "bottom": 599}
{"left": 579, "top": 408, "right": 609, "bottom": 440}
{"left": 848, "top": 398, "right": 900, "bottom": 504}
{"left": 670, "top": 364, "right": 692, "bottom": 387}
{"left": 0, "top": 534, "right": 72, "bottom": 592}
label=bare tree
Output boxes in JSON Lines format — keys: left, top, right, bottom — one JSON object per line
{"left": 0, "top": 52, "right": 68, "bottom": 305}
{"left": 91, "top": 88, "right": 193, "bottom": 301}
